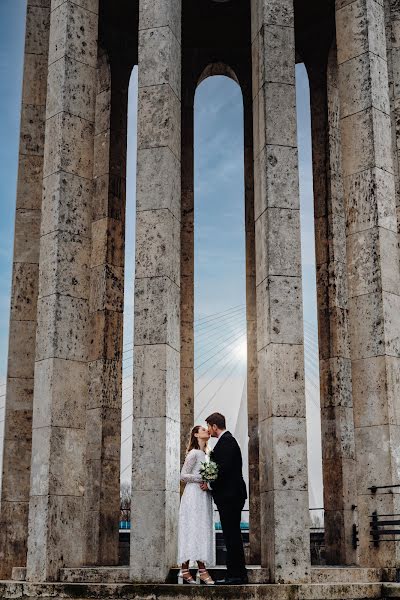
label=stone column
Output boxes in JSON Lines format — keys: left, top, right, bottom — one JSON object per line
{"left": 384, "top": 1, "right": 400, "bottom": 224}
{"left": 0, "top": 0, "right": 50, "bottom": 580}
{"left": 252, "top": 0, "right": 310, "bottom": 582}
{"left": 180, "top": 95, "right": 194, "bottom": 466}
{"left": 307, "top": 54, "right": 357, "bottom": 565}
{"left": 244, "top": 96, "right": 261, "bottom": 565}
{"left": 336, "top": 0, "right": 400, "bottom": 567}
{"left": 26, "top": 0, "right": 99, "bottom": 581}
{"left": 130, "top": 0, "right": 182, "bottom": 583}
{"left": 85, "top": 50, "right": 129, "bottom": 566}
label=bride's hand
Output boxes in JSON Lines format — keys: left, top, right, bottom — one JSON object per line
{"left": 199, "top": 482, "right": 208, "bottom": 491}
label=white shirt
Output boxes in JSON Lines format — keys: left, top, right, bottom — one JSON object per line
{"left": 213, "top": 430, "right": 227, "bottom": 447}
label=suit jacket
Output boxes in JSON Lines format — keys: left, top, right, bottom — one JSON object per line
{"left": 209, "top": 431, "right": 247, "bottom": 506}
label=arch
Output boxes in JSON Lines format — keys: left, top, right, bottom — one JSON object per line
{"left": 193, "top": 74, "right": 246, "bottom": 420}
{"left": 197, "top": 62, "right": 240, "bottom": 88}
{"left": 179, "top": 71, "right": 261, "bottom": 562}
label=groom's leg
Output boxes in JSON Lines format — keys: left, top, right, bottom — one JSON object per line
{"left": 229, "top": 502, "right": 246, "bottom": 577}
{"left": 217, "top": 503, "right": 235, "bottom": 576}
{"left": 218, "top": 502, "right": 246, "bottom": 578}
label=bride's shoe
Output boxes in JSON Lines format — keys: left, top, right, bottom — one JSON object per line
{"left": 178, "top": 569, "right": 197, "bottom": 584}
{"left": 197, "top": 569, "right": 215, "bottom": 585}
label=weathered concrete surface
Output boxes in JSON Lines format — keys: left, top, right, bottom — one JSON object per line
{"left": 180, "top": 100, "right": 194, "bottom": 468}
{"left": 60, "top": 568, "right": 130, "bottom": 584}
{"left": 383, "top": 0, "right": 400, "bottom": 222}
{"left": 310, "top": 568, "right": 382, "bottom": 584}
{"left": 130, "top": 0, "right": 182, "bottom": 584}
{"left": 10, "top": 565, "right": 395, "bottom": 584}
{"left": 336, "top": 0, "right": 400, "bottom": 568}
{"left": 85, "top": 46, "right": 131, "bottom": 567}
{"left": 252, "top": 0, "right": 310, "bottom": 583}
{"left": 0, "top": 579, "right": 391, "bottom": 600}
{"left": 0, "top": 0, "right": 50, "bottom": 581}
{"left": 307, "top": 50, "right": 357, "bottom": 566}
{"left": 8, "top": 566, "right": 383, "bottom": 585}
{"left": 384, "top": 583, "right": 400, "bottom": 596}
{"left": 244, "top": 85, "right": 261, "bottom": 566}
{"left": 25, "top": 0, "right": 99, "bottom": 582}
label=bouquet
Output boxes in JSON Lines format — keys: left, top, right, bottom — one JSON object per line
{"left": 199, "top": 455, "right": 219, "bottom": 483}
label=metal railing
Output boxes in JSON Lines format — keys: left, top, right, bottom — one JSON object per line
{"left": 370, "top": 511, "right": 400, "bottom": 547}
{"left": 120, "top": 507, "right": 327, "bottom": 532}
{"left": 369, "top": 484, "right": 400, "bottom": 546}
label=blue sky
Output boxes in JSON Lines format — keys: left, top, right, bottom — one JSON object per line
{"left": 0, "top": 1, "right": 322, "bottom": 505}
{"left": 124, "top": 70, "right": 317, "bottom": 349}
{"left": 0, "top": 0, "right": 25, "bottom": 380}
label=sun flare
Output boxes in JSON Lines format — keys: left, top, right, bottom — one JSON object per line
{"left": 234, "top": 339, "right": 247, "bottom": 363}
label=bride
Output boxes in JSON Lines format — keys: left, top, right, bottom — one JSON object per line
{"left": 177, "top": 425, "right": 215, "bottom": 585}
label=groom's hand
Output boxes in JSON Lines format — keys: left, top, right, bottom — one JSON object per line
{"left": 199, "top": 482, "right": 208, "bottom": 491}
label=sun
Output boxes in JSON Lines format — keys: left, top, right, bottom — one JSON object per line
{"left": 234, "top": 339, "right": 247, "bottom": 363}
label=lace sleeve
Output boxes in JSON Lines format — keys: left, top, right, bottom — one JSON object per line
{"left": 180, "top": 450, "right": 203, "bottom": 483}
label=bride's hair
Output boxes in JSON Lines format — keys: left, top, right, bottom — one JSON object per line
{"left": 186, "top": 425, "right": 208, "bottom": 455}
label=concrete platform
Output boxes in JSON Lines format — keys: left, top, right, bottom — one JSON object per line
{"left": 10, "top": 566, "right": 390, "bottom": 585}
{"left": 0, "top": 581, "right": 395, "bottom": 600}
{"left": 310, "top": 568, "right": 384, "bottom": 584}
{"left": 166, "top": 567, "right": 386, "bottom": 585}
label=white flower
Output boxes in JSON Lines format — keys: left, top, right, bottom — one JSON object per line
{"left": 200, "top": 459, "right": 219, "bottom": 482}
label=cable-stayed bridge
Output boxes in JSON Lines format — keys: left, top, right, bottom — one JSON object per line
{"left": 0, "top": 305, "right": 323, "bottom": 508}
{"left": 118, "top": 304, "right": 323, "bottom": 509}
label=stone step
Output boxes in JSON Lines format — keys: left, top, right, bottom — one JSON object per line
{"left": 310, "top": 567, "right": 382, "bottom": 583}
{"left": 60, "top": 567, "right": 130, "bottom": 583}
{"left": 0, "top": 580, "right": 393, "bottom": 600}
{"left": 10, "top": 565, "right": 393, "bottom": 586}
{"left": 55, "top": 566, "right": 385, "bottom": 585}
{"left": 59, "top": 565, "right": 268, "bottom": 584}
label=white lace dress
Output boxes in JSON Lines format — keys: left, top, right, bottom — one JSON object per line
{"left": 177, "top": 449, "right": 215, "bottom": 566}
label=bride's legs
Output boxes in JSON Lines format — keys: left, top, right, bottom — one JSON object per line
{"left": 197, "top": 561, "right": 214, "bottom": 585}
{"left": 179, "top": 561, "right": 196, "bottom": 584}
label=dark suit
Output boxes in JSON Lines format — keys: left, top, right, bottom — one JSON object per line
{"left": 210, "top": 431, "right": 247, "bottom": 578}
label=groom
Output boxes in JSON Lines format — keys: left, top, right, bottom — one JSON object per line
{"left": 200, "top": 412, "right": 248, "bottom": 585}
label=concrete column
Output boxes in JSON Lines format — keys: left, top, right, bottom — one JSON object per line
{"left": 244, "top": 96, "right": 261, "bottom": 565}
{"left": 336, "top": 0, "right": 400, "bottom": 567}
{"left": 252, "top": 0, "right": 310, "bottom": 583}
{"left": 26, "top": 0, "right": 99, "bottom": 581}
{"left": 307, "top": 54, "right": 357, "bottom": 565}
{"left": 384, "top": 1, "right": 400, "bottom": 224}
{"left": 85, "top": 50, "right": 129, "bottom": 566}
{"left": 130, "top": 0, "right": 182, "bottom": 583}
{"left": 180, "top": 98, "right": 194, "bottom": 466}
{"left": 0, "top": 0, "right": 50, "bottom": 579}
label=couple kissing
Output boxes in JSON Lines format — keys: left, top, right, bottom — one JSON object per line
{"left": 177, "top": 412, "right": 248, "bottom": 585}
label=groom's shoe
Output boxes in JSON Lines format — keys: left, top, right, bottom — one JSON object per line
{"left": 215, "top": 576, "right": 249, "bottom": 585}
